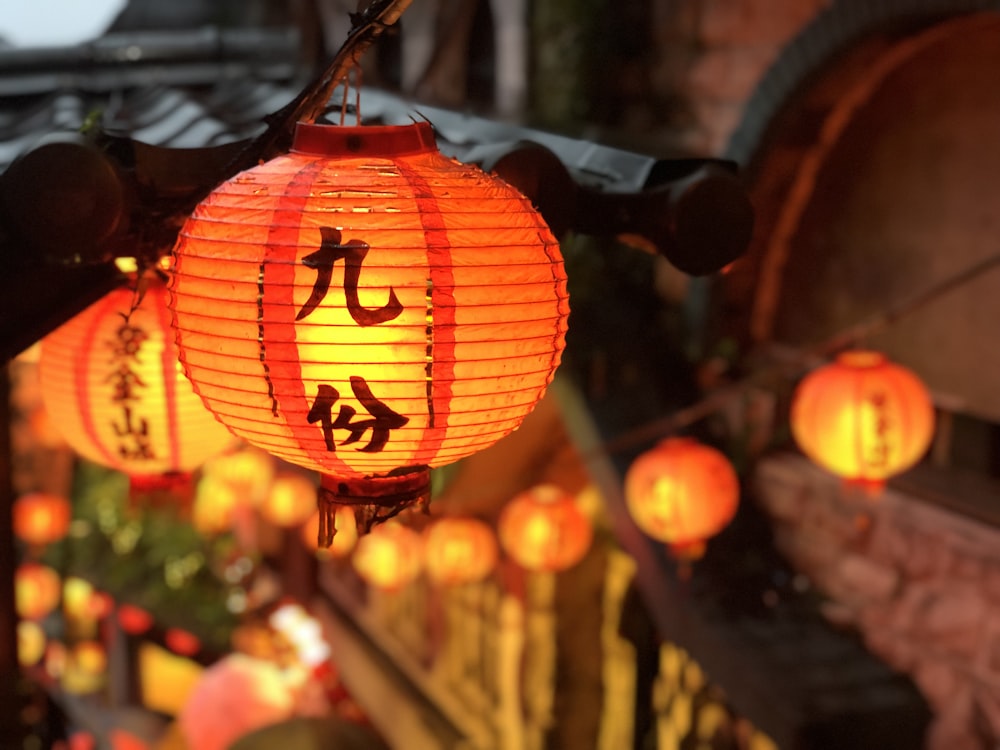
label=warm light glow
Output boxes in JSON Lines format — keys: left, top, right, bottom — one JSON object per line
{"left": 37, "top": 276, "right": 236, "bottom": 482}
{"left": 192, "top": 475, "right": 240, "bottom": 535}
{"left": 62, "top": 640, "right": 107, "bottom": 695}
{"left": 165, "top": 628, "right": 201, "bottom": 657}
{"left": 169, "top": 122, "right": 569, "bottom": 528}
{"left": 260, "top": 472, "right": 317, "bottom": 528}
{"left": 13, "top": 492, "right": 71, "bottom": 546}
{"left": 790, "top": 349, "right": 935, "bottom": 489}
{"left": 423, "top": 516, "right": 498, "bottom": 585}
{"left": 200, "top": 448, "right": 276, "bottom": 509}
{"left": 117, "top": 604, "right": 155, "bottom": 635}
{"left": 498, "top": 484, "right": 592, "bottom": 572}
{"left": 17, "top": 620, "right": 46, "bottom": 667}
{"left": 63, "top": 577, "right": 96, "bottom": 621}
{"left": 352, "top": 522, "right": 423, "bottom": 590}
{"left": 624, "top": 437, "right": 739, "bottom": 557}
{"left": 15, "top": 563, "right": 61, "bottom": 621}
{"left": 301, "top": 506, "right": 357, "bottom": 558}
{"left": 138, "top": 642, "right": 203, "bottom": 716}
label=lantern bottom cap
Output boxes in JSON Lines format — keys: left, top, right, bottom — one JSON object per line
{"left": 316, "top": 468, "right": 430, "bottom": 546}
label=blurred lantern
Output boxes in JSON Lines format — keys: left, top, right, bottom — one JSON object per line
{"left": 165, "top": 628, "right": 202, "bottom": 657}
{"left": 261, "top": 473, "right": 317, "bottom": 528}
{"left": 37, "top": 275, "right": 235, "bottom": 491}
{"left": 63, "top": 577, "right": 96, "bottom": 621}
{"left": 423, "top": 517, "right": 498, "bottom": 585}
{"left": 790, "top": 350, "right": 935, "bottom": 493}
{"left": 624, "top": 437, "right": 739, "bottom": 560}
{"left": 498, "top": 484, "right": 592, "bottom": 572}
{"left": 193, "top": 474, "right": 243, "bottom": 536}
{"left": 88, "top": 590, "right": 115, "bottom": 620}
{"left": 170, "top": 121, "right": 569, "bottom": 545}
{"left": 301, "top": 506, "right": 357, "bottom": 558}
{"left": 117, "top": 604, "right": 155, "bottom": 635}
{"left": 201, "top": 448, "right": 276, "bottom": 509}
{"left": 17, "top": 620, "right": 47, "bottom": 667}
{"left": 352, "top": 522, "right": 423, "bottom": 591}
{"left": 13, "top": 491, "right": 71, "bottom": 547}
{"left": 62, "top": 640, "right": 107, "bottom": 695}
{"left": 15, "top": 563, "right": 61, "bottom": 620}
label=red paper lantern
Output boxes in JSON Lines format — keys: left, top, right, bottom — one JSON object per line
{"left": 15, "top": 563, "right": 61, "bottom": 620}
{"left": 38, "top": 276, "right": 235, "bottom": 486}
{"left": 260, "top": 473, "right": 317, "bottom": 528}
{"left": 169, "top": 121, "right": 569, "bottom": 543}
{"left": 165, "top": 628, "right": 201, "bottom": 657}
{"left": 790, "top": 350, "right": 935, "bottom": 492}
{"left": 117, "top": 604, "right": 154, "bottom": 635}
{"left": 423, "top": 517, "right": 498, "bottom": 585}
{"left": 624, "top": 437, "right": 739, "bottom": 559}
{"left": 498, "top": 485, "right": 592, "bottom": 572}
{"left": 13, "top": 491, "right": 71, "bottom": 546}
{"left": 351, "top": 522, "right": 423, "bottom": 591}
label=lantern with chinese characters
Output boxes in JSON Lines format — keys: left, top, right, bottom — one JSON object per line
{"left": 790, "top": 350, "right": 935, "bottom": 493}
{"left": 15, "top": 563, "right": 61, "bottom": 621}
{"left": 261, "top": 473, "right": 317, "bottom": 528}
{"left": 38, "top": 276, "right": 235, "bottom": 489}
{"left": 169, "top": 121, "right": 569, "bottom": 543}
{"left": 13, "top": 491, "right": 71, "bottom": 547}
{"left": 498, "top": 484, "right": 592, "bottom": 572}
{"left": 624, "top": 437, "right": 739, "bottom": 560}
{"left": 423, "top": 516, "right": 498, "bottom": 585}
{"left": 351, "top": 522, "right": 423, "bottom": 591}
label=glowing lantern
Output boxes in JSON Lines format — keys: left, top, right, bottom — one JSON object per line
{"left": 117, "top": 604, "right": 155, "bottom": 635}
{"left": 790, "top": 350, "right": 935, "bottom": 492}
{"left": 62, "top": 641, "right": 107, "bottom": 695}
{"left": 498, "top": 485, "right": 592, "bottom": 572}
{"left": 13, "top": 491, "right": 71, "bottom": 547}
{"left": 423, "top": 517, "right": 498, "bottom": 585}
{"left": 18, "top": 621, "right": 47, "bottom": 667}
{"left": 15, "top": 563, "right": 61, "bottom": 620}
{"left": 169, "top": 121, "right": 569, "bottom": 543}
{"left": 261, "top": 473, "right": 317, "bottom": 528}
{"left": 301, "top": 506, "right": 357, "bottom": 558}
{"left": 352, "top": 522, "right": 423, "bottom": 591}
{"left": 37, "top": 276, "right": 235, "bottom": 488}
{"left": 165, "top": 628, "right": 201, "bottom": 657}
{"left": 624, "top": 437, "right": 739, "bottom": 559}
{"left": 63, "top": 577, "right": 95, "bottom": 621}
{"left": 201, "top": 448, "right": 276, "bottom": 508}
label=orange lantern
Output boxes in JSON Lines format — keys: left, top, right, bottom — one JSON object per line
{"left": 165, "top": 628, "right": 202, "bottom": 657}
{"left": 351, "top": 522, "right": 423, "bottom": 591}
{"left": 301, "top": 506, "right": 357, "bottom": 558}
{"left": 169, "top": 121, "right": 569, "bottom": 544}
{"left": 38, "top": 275, "right": 235, "bottom": 488}
{"left": 423, "top": 517, "right": 498, "bottom": 585}
{"left": 62, "top": 640, "right": 107, "bottom": 695}
{"left": 260, "top": 473, "right": 317, "bottom": 528}
{"left": 790, "top": 350, "right": 935, "bottom": 492}
{"left": 624, "top": 437, "right": 739, "bottom": 560}
{"left": 117, "top": 604, "right": 155, "bottom": 635}
{"left": 498, "top": 484, "right": 592, "bottom": 572}
{"left": 18, "top": 621, "right": 47, "bottom": 667}
{"left": 13, "top": 491, "right": 71, "bottom": 547}
{"left": 15, "top": 563, "right": 61, "bottom": 621}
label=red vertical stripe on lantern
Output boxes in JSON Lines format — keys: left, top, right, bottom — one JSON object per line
{"left": 261, "top": 161, "right": 351, "bottom": 476}
{"left": 396, "top": 161, "right": 455, "bottom": 467}
{"left": 155, "top": 286, "right": 181, "bottom": 471}
{"left": 74, "top": 293, "right": 121, "bottom": 469}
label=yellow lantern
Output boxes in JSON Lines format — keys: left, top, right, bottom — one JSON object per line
{"left": 15, "top": 563, "right": 61, "bottom": 621}
{"left": 260, "top": 473, "right": 317, "bottom": 528}
{"left": 423, "top": 517, "right": 498, "bottom": 585}
{"left": 352, "top": 522, "right": 423, "bottom": 591}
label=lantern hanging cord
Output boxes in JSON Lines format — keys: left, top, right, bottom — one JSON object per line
{"left": 598, "top": 250, "right": 1000, "bottom": 458}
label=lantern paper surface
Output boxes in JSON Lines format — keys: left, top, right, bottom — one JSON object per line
{"left": 624, "top": 437, "right": 739, "bottom": 556}
{"left": 790, "top": 350, "right": 935, "bottom": 486}
{"left": 170, "top": 122, "right": 569, "bottom": 536}
{"left": 498, "top": 484, "right": 592, "bottom": 572}
{"left": 38, "top": 277, "right": 235, "bottom": 482}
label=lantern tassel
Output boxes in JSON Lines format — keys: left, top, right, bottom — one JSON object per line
{"left": 316, "top": 469, "right": 431, "bottom": 547}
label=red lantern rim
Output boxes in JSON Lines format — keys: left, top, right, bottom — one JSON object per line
{"left": 292, "top": 121, "right": 437, "bottom": 158}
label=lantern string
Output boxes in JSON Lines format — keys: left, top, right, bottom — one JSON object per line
{"left": 596, "top": 250, "right": 1000, "bottom": 459}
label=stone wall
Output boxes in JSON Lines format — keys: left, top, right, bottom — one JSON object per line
{"left": 754, "top": 454, "right": 1000, "bottom": 750}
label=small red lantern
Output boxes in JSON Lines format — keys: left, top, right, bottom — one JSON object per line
{"left": 498, "top": 485, "right": 592, "bottom": 572}
{"left": 624, "top": 437, "right": 739, "bottom": 559}
{"left": 15, "top": 563, "right": 61, "bottom": 621}
{"left": 13, "top": 492, "right": 71, "bottom": 547}
{"left": 117, "top": 604, "right": 154, "bottom": 635}
{"left": 790, "top": 350, "right": 935, "bottom": 492}
{"left": 260, "top": 473, "right": 317, "bottom": 528}
{"left": 170, "top": 121, "right": 569, "bottom": 543}
{"left": 165, "top": 628, "right": 201, "bottom": 657}
{"left": 38, "top": 276, "right": 235, "bottom": 488}
{"left": 352, "top": 522, "right": 423, "bottom": 591}
{"left": 423, "top": 517, "right": 498, "bottom": 585}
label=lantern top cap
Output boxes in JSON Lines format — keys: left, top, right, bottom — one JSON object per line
{"left": 292, "top": 121, "right": 438, "bottom": 158}
{"left": 834, "top": 349, "right": 887, "bottom": 369}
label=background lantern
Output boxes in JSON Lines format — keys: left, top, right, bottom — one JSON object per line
{"left": 13, "top": 491, "right": 71, "bottom": 547}
{"left": 15, "top": 563, "right": 61, "bottom": 621}
{"left": 423, "top": 517, "right": 498, "bottom": 585}
{"left": 261, "top": 473, "right": 317, "bottom": 528}
{"left": 117, "top": 604, "right": 154, "bottom": 635}
{"left": 790, "top": 349, "right": 935, "bottom": 492}
{"left": 169, "top": 121, "right": 569, "bottom": 543}
{"left": 38, "top": 275, "right": 236, "bottom": 488}
{"left": 301, "top": 506, "right": 358, "bottom": 558}
{"left": 624, "top": 437, "right": 739, "bottom": 560}
{"left": 498, "top": 484, "right": 592, "bottom": 573}
{"left": 351, "top": 522, "right": 423, "bottom": 591}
